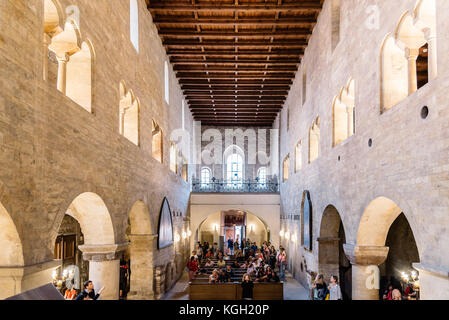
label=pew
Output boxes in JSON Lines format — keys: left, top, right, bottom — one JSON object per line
{"left": 189, "top": 282, "right": 284, "bottom": 300}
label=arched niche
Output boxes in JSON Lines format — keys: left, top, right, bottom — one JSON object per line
{"left": 66, "top": 40, "right": 94, "bottom": 112}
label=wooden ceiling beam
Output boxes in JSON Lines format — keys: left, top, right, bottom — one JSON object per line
{"left": 158, "top": 30, "right": 311, "bottom": 37}
{"left": 163, "top": 40, "right": 308, "bottom": 46}
{"left": 148, "top": 2, "right": 323, "bottom": 12}
{"left": 168, "top": 50, "right": 303, "bottom": 56}
{"left": 153, "top": 18, "right": 317, "bottom": 26}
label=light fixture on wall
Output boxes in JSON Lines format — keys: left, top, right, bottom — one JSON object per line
{"left": 213, "top": 223, "right": 219, "bottom": 232}
{"left": 249, "top": 224, "right": 255, "bottom": 232}
{"left": 284, "top": 231, "right": 290, "bottom": 240}
{"left": 279, "top": 230, "right": 284, "bottom": 237}
{"left": 182, "top": 231, "right": 187, "bottom": 239}
{"left": 174, "top": 232, "right": 181, "bottom": 242}
{"left": 187, "top": 229, "right": 192, "bottom": 237}
{"left": 291, "top": 233, "right": 297, "bottom": 243}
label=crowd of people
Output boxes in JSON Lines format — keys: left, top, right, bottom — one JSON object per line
{"left": 382, "top": 281, "right": 418, "bottom": 300}
{"left": 187, "top": 239, "right": 288, "bottom": 299}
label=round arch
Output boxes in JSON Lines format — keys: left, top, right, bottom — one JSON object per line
{"left": 128, "top": 200, "right": 153, "bottom": 235}
{"left": 64, "top": 192, "right": 115, "bottom": 245}
{"left": 318, "top": 204, "right": 351, "bottom": 300}
{"left": 223, "top": 144, "right": 245, "bottom": 181}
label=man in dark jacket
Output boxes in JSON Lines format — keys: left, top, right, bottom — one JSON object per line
{"left": 75, "top": 280, "right": 105, "bottom": 300}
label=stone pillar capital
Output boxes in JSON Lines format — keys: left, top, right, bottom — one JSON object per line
{"left": 343, "top": 244, "right": 389, "bottom": 266}
{"left": 405, "top": 47, "right": 420, "bottom": 60}
{"left": 316, "top": 236, "right": 340, "bottom": 244}
{"left": 78, "top": 243, "right": 129, "bottom": 262}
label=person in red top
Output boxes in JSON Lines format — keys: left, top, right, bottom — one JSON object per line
{"left": 187, "top": 256, "right": 199, "bottom": 282}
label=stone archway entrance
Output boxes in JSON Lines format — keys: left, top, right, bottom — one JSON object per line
{"left": 318, "top": 205, "right": 351, "bottom": 300}
{"left": 345, "top": 197, "right": 420, "bottom": 300}
{"left": 197, "top": 210, "right": 269, "bottom": 252}
{"left": 54, "top": 192, "right": 126, "bottom": 300}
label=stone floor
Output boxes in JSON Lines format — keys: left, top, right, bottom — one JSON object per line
{"left": 162, "top": 270, "right": 310, "bottom": 300}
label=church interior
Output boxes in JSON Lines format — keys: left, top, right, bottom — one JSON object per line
{"left": 1, "top": 0, "right": 448, "bottom": 301}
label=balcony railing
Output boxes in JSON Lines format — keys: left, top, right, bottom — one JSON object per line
{"left": 192, "top": 178, "right": 279, "bottom": 193}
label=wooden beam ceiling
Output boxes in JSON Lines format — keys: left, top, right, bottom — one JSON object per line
{"left": 147, "top": 0, "right": 323, "bottom": 126}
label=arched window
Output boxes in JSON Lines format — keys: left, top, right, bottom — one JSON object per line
{"left": 169, "top": 142, "right": 178, "bottom": 173}
{"left": 223, "top": 145, "right": 245, "bottom": 186}
{"left": 119, "top": 81, "right": 140, "bottom": 146}
{"left": 333, "top": 78, "right": 355, "bottom": 147}
{"left": 66, "top": 41, "right": 94, "bottom": 112}
{"left": 295, "top": 141, "right": 302, "bottom": 172}
{"left": 130, "top": 0, "right": 139, "bottom": 52}
{"left": 152, "top": 120, "right": 163, "bottom": 163}
{"left": 257, "top": 167, "right": 267, "bottom": 186}
{"left": 226, "top": 153, "right": 243, "bottom": 186}
{"left": 164, "top": 61, "right": 170, "bottom": 104}
{"left": 283, "top": 155, "right": 290, "bottom": 182}
{"left": 309, "top": 117, "right": 320, "bottom": 163}
{"left": 200, "top": 167, "right": 211, "bottom": 187}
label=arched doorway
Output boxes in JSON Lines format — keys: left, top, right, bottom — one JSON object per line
{"left": 0, "top": 201, "right": 24, "bottom": 299}
{"left": 318, "top": 205, "right": 351, "bottom": 300}
{"left": 352, "top": 197, "right": 420, "bottom": 300}
{"left": 54, "top": 192, "right": 122, "bottom": 300}
{"left": 125, "top": 200, "right": 156, "bottom": 300}
{"left": 197, "top": 210, "right": 269, "bottom": 252}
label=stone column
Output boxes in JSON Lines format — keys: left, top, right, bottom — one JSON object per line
{"left": 405, "top": 48, "right": 420, "bottom": 95}
{"left": 56, "top": 53, "right": 69, "bottom": 94}
{"left": 78, "top": 243, "right": 128, "bottom": 300}
{"left": 317, "top": 237, "right": 340, "bottom": 281}
{"left": 413, "top": 263, "right": 449, "bottom": 300}
{"left": 0, "top": 260, "right": 61, "bottom": 299}
{"left": 424, "top": 29, "right": 438, "bottom": 81}
{"left": 343, "top": 244, "right": 389, "bottom": 300}
{"left": 127, "top": 234, "right": 157, "bottom": 300}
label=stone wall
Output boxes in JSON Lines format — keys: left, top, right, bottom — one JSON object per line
{"left": 0, "top": 0, "right": 192, "bottom": 298}
{"left": 278, "top": 0, "right": 449, "bottom": 299}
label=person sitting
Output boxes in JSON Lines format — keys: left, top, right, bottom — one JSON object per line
{"left": 247, "top": 262, "right": 256, "bottom": 277}
{"left": 75, "top": 280, "right": 104, "bottom": 301}
{"left": 204, "top": 258, "right": 214, "bottom": 267}
{"left": 224, "top": 252, "right": 230, "bottom": 260}
{"left": 205, "top": 249, "right": 214, "bottom": 258}
{"left": 266, "top": 267, "right": 280, "bottom": 282}
{"left": 251, "top": 242, "right": 258, "bottom": 252}
{"left": 232, "top": 260, "right": 240, "bottom": 268}
{"left": 218, "top": 269, "right": 231, "bottom": 283}
{"left": 240, "top": 260, "right": 249, "bottom": 269}
{"left": 255, "top": 266, "right": 267, "bottom": 282}
{"left": 225, "top": 265, "right": 234, "bottom": 281}
{"left": 209, "top": 269, "right": 219, "bottom": 284}
{"left": 64, "top": 287, "right": 77, "bottom": 300}
{"left": 217, "top": 256, "right": 226, "bottom": 269}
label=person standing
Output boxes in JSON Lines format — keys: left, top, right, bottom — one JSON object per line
{"left": 75, "top": 280, "right": 104, "bottom": 300}
{"left": 328, "top": 275, "right": 343, "bottom": 300}
{"left": 187, "top": 256, "right": 199, "bottom": 282}
{"left": 241, "top": 274, "right": 254, "bottom": 300}
{"left": 312, "top": 274, "right": 328, "bottom": 301}
{"left": 227, "top": 237, "right": 234, "bottom": 255}
{"left": 277, "top": 248, "right": 287, "bottom": 280}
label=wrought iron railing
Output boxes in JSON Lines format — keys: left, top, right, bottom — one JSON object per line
{"left": 192, "top": 178, "right": 279, "bottom": 193}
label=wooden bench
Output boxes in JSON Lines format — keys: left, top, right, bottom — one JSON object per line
{"left": 189, "top": 282, "right": 284, "bottom": 300}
